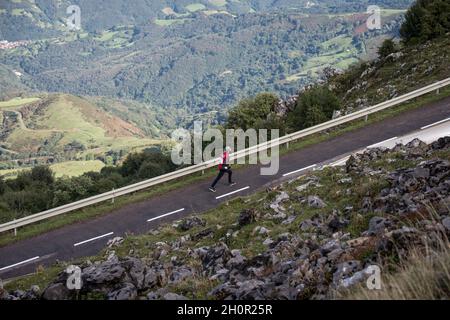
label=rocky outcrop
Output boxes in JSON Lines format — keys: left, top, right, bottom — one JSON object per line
{"left": 3, "top": 137, "right": 449, "bottom": 300}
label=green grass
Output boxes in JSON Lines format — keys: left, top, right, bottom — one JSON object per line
{"left": 284, "top": 35, "right": 358, "bottom": 83}
{"left": 50, "top": 160, "right": 105, "bottom": 178}
{"left": 154, "top": 19, "right": 191, "bottom": 26}
{"left": 0, "top": 97, "right": 40, "bottom": 109}
{"left": 381, "top": 9, "right": 407, "bottom": 16}
{"left": 335, "top": 57, "right": 359, "bottom": 70}
{"left": 92, "top": 29, "right": 133, "bottom": 48}
{"left": 11, "top": 8, "right": 24, "bottom": 16}
{"left": 339, "top": 237, "right": 450, "bottom": 300}
{"left": 95, "top": 31, "right": 118, "bottom": 42}
{"left": 326, "top": 9, "right": 406, "bottom": 19}
{"left": 0, "top": 86, "right": 448, "bottom": 248}
{"left": 203, "top": 10, "right": 232, "bottom": 16}
{"left": 4, "top": 265, "right": 63, "bottom": 292}
{"left": 5, "top": 129, "right": 51, "bottom": 153}
{"left": 208, "top": 0, "right": 227, "bottom": 6}
{"left": 321, "top": 35, "right": 353, "bottom": 50}
{"left": 0, "top": 168, "right": 24, "bottom": 179}
{"left": 186, "top": 3, "right": 206, "bottom": 12}
{"left": 161, "top": 7, "right": 191, "bottom": 18}
{"left": 2, "top": 94, "right": 160, "bottom": 155}
{"left": 0, "top": 161, "right": 105, "bottom": 180}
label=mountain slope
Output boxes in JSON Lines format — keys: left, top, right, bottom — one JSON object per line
{"left": 0, "top": 0, "right": 413, "bottom": 40}
{"left": 330, "top": 35, "right": 450, "bottom": 111}
{"left": 0, "top": 94, "right": 160, "bottom": 170}
{"left": 0, "top": 63, "right": 29, "bottom": 100}
{"left": 0, "top": 10, "right": 405, "bottom": 116}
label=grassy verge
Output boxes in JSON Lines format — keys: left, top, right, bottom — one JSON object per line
{"left": 338, "top": 239, "right": 450, "bottom": 300}
{"left": 0, "top": 87, "right": 449, "bottom": 248}
{"left": 4, "top": 265, "right": 64, "bottom": 292}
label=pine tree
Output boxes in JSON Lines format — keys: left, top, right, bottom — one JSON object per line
{"left": 378, "top": 39, "right": 396, "bottom": 58}
{"left": 400, "top": 0, "right": 450, "bottom": 44}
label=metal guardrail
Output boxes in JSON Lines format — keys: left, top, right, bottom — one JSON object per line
{"left": 1, "top": 78, "right": 449, "bottom": 233}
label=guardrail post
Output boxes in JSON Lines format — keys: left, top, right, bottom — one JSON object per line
{"left": 436, "top": 88, "right": 440, "bottom": 94}
{"left": 286, "top": 142, "right": 289, "bottom": 149}
{"left": 202, "top": 170, "right": 204, "bottom": 175}
{"left": 112, "top": 188, "right": 115, "bottom": 204}
{"left": 364, "top": 115, "right": 368, "bottom": 122}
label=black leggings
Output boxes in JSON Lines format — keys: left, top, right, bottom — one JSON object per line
{"left": 211, "top": 168, "right": 232, "bottom": 188}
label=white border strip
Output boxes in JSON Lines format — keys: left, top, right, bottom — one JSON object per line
{"left": 216, "top": 186, "right": 250, "bottom": 200}
{"left": 147, "top": 208, "right": 185, "bottom": 222}
{"left": 73, "top": 232, "right": 114, "bottom": 247}
{"left": 367, "top": 137, "right": 398, "bottom": 148}
{"left": 420, "top": 117, "right": 450, "bottom": 130}
{"left": 330, "top": 156, "right": 350, "bottom": 167}
{"left": 0, "top": 256, "right": 40, "bottom": 272}
{"left": 282, "top": 164, "right": 316, "bottom": 177}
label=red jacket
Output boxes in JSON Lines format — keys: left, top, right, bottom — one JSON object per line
{"left": 218, "top": 151, "right": 229, "bottom": 170}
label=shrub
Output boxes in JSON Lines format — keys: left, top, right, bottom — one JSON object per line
{"left": 378, "top": 39, "right": 396, "bottom": 59}
{"left": 226, "top": 93, "right": 279, "bottom": 130}
{"left": 287, "top": 86, "right": 341, "bottom": 131}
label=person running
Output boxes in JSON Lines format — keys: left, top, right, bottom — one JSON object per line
{"left": 209, "top": 146, "right": 236, "bottom": 192}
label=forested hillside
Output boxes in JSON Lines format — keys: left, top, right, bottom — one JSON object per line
{"left": 0, "top": 0, "right": 412, "bottom": 40}
{"left": 0, "top": 9, "right": 405, "bottom": 118}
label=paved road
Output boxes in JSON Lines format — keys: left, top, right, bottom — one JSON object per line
{"left": 0, "top": 97, "right": 449, "bottom": 280}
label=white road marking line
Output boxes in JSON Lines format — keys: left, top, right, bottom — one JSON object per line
{"left": 282, "top": 164, "right": 316, "bottom": 177}
{"left": 330, "top": 156, "right": 350, "bottom": 167}
{"left": 367, "top": 136, "right": 398, "bottom": 148}
{"left": 216, "top": 186, "right": 250, "bottom": 200}
{"left": 0, "top": 256, "right": 40, "bottom": 272}
{"left": 147, "top": 208, "right": 185, "bottom": 222}
{"left": 420, "top": 117, "right": 450, "bottom": 130}
{"left": 73, "top": 232, "right": 114, "bottom": 247}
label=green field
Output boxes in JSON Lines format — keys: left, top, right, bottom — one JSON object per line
{"left": 0, "top": 97, "right": 41, "bottom": 109}
{"left": 186, "top": 3, "right": 206, "bottom": 12}
{"left": 154, "top": 18, "right": 191, "bottom": 26}
{"left": 11, "top": 8, "right": 24, "bottom": 16}
{"left": 203, "top": 10, "right": 232, "bottom": 16}
{"left": 50, "top": 160, "right": 105, "bottom": 177}
{"left": 0, "top": 160, "right": 105, "bottom": 179}
{"left": 381, "top": 9, "right": 407, "bottom": 16}
{"left": 95, "top": 30, "right": 118, "bottom": 42}
{"left": 327, "top": 9, "right": 406, "bottom": 18}
{"left": 208, "top": 0, "right": 227, "bottom": 6}
{"left": 284, "top": 35, "right": 359, "bottom": 83}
